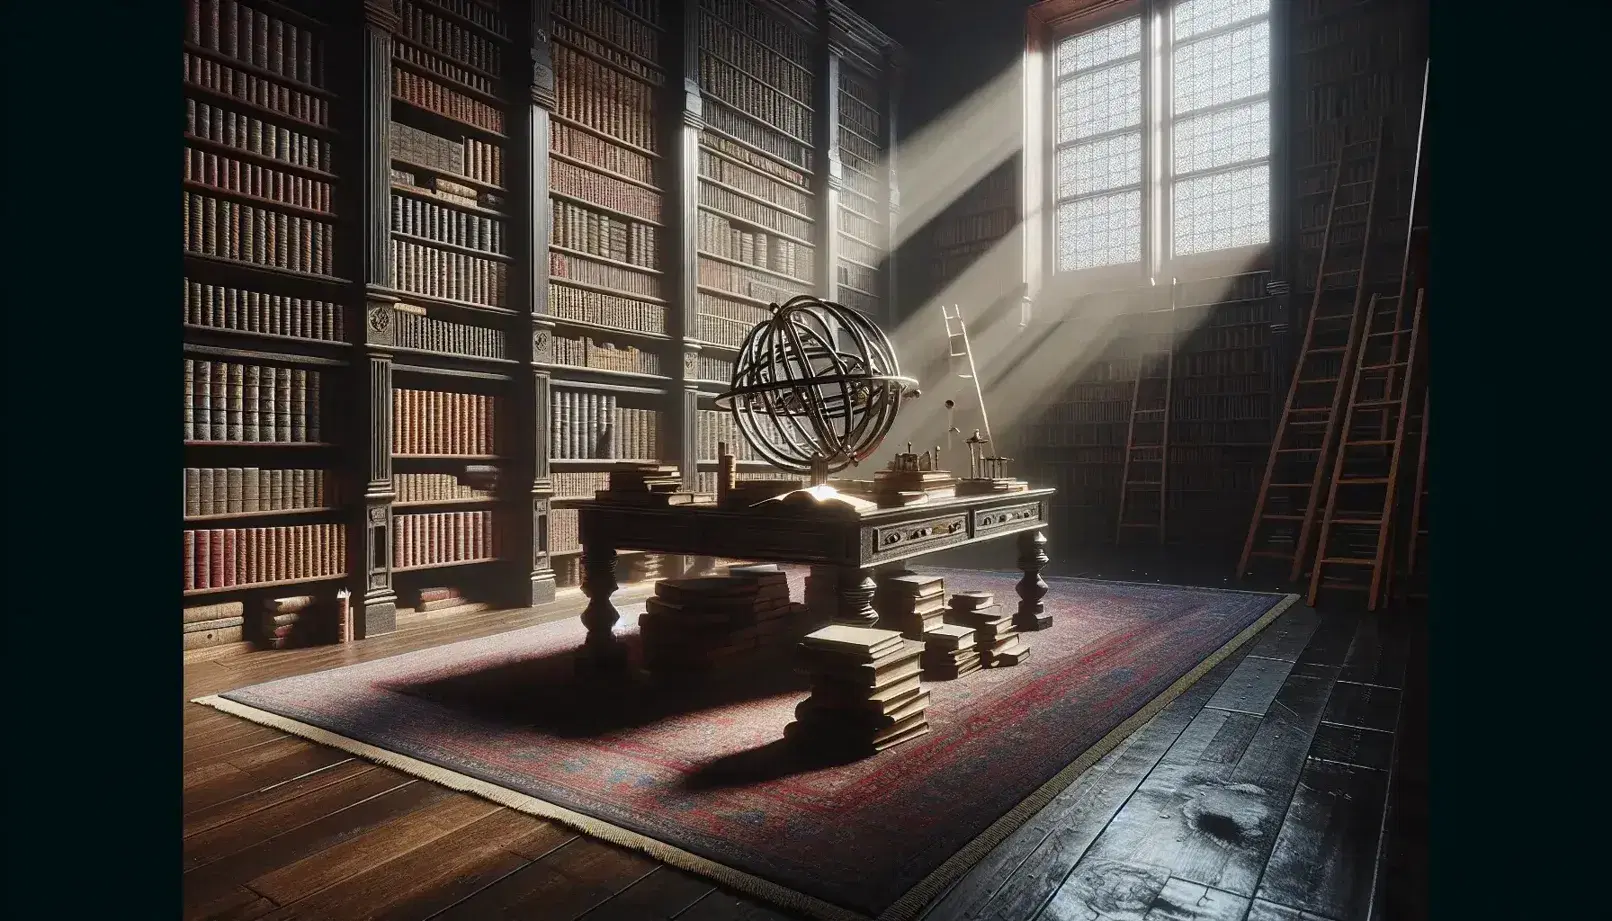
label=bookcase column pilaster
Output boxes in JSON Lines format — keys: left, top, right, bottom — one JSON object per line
{"left": 815, "top": 15, "right": 844, "bottom": 303}
{"left": 353, "top": 0, "right": 399, "bottom": 636}
{"left": 672, "top": 2, "right": 703, "bottom": 493}
{"left": 521, "top": 0, "right": 557, "bottom": 605}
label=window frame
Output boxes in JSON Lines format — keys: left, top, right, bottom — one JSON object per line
{"left": 1026, "top": 0, "right": 1275, "bottom": 289}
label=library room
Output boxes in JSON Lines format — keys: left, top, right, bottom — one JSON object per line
{"left": 180, "top": 1, "right": 1429, "bottom": 919}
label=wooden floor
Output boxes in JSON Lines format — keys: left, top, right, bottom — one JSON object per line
{"left": 182, "top": 558, "right": 1425, "bottom": 921}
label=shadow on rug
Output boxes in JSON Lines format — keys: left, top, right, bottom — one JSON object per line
{"left": 200, "top": 570, "right": 1295, "bottom": 921}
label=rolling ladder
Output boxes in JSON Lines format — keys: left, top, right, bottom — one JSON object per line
{"left": 1238, "top": 123, "right": 1390, "bottom": 582}
{"left": 1115, "top": 294, "right": 1175, "bottom": 543}
{"left": 1307, "top": 289, "right": 1424, "bottom": 608}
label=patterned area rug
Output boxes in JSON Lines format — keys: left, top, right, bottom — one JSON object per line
{"left": 199, "top": 570, "right": 1295, "bottom": 921}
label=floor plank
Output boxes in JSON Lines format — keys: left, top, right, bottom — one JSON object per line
{"left": 1255, "top": 759, "right": 1392, "bottom": 921}
{"left": 1319, "top": 683, "right": 1402, "bottom": 735}
{"left": 1039, "top": 862, "right": 1250, "bottom": 921}
{"left": 1306, "top": 724, "right": 1393, "bottom": 773}
{"left": 184, "top": 766, "right": 412, "bottom": 870}
{"left": 670, "top": 891, "right": 800, "bottom": 921}
{"left": 1203, "top": 655, "right": 1295, "bottom": 717}
{"left": 1071, "top": 666, "right": 1338, "bottom": 898}
{"left": 185, "top": 739, "right": 355, "bottom": 815}
{"left": 1336, "top": 614, "right": 1408, "bottom": 690}
{"left": 184, "top": 760, "right": 377, "bottom": 841}
{"left": 921, "top": 635, "right": 1258, "bottom": 921}
{"left": 572, "top": 867, "right": 717, "bottom": 921}
{"left": 1244, "top": 899, "right": 1338, "bottom": 921}
{"left": 1241, "top": 606, "right": 1323, "bottom": 663}
{"left": 429, "top": 837, "right": 660, "bottom": 921}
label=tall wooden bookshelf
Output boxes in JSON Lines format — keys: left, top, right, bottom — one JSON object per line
{"left": 181, "top": 0, "right": 900, "bottom": 648}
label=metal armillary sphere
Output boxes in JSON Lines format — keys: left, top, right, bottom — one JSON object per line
{"left": 714, "top": 295, "right": 918, "bottom": 483}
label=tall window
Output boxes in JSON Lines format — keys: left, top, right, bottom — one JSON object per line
{"left": 1050, "top": 0, "right": 1271, "bottom": 275}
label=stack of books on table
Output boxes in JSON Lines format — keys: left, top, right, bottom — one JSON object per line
{"left": 787, "top": 625, "right": 930, "bottom": 755}
{"left": 920, "top": 623, "right": 981, "bottom": 679}
{"left": 874, "top": 570, "right": 948, "bottom": 639}
{"left": 594, "top": 465, "right": 705, "bottom": 507}
{"left": 946, "top": 590, "right": 1030, "bottom": 667}
{"left": 639, "top": 564, "right": 809, "bottom": 675}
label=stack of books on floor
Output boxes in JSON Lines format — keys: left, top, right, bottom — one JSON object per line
{"left": 259, "top": 594, "right": 322, "bottom": 648}
{"left": 920, "top": 623, "right": 981, "bottom": 679}
{"left": 639, "top": 564, "right": 809, "bottom": 675}
{"left": 594, "top": 465, "right": 705, "bottom": 507}
{"left": 183, "top": 600, "right": 245, "bottom": 651}
{"left": 624, "top": 553, "right": 665, "bottom": 583}
{"left": 787, "top": 625, "right": 930, "bottom": 755}
{"left": 414, "top": 587, "right": 466, "bottom": 612}
{"left": 873, "top": 570, "right": 948, "bottom": 639}
{"left": 946, "top": 590, "right": 1030, "bottom": 667}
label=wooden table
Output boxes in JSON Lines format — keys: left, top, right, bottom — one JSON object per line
{"left": 573, "top": 487, "right": 1055, "bottom": 671}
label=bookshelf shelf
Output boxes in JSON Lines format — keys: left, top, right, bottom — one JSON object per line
{"left": 540, "top": 364, "right": 672, "bottom": 385}
{"left": 551, "top": 32, "right": 665, "bottom": 86}
{"left": 184, "top": 573, "right": 349, "bottom": 598}
{"left": 183, "top": 134, "right": 337, "bottom": 180}
{"left": 185, "top": 507, "right": 341, "bottom": 523}
{"left": 182, "top": 42, "right": 335, "bottom": 97}
{"left": 181, "top": 179, "right": 335, "bottom": 220}
{"left": 182, "top": 252, "right": 348, "bottom": 287}
{"left": 185, "top": 441, "right": 338, "bottom": 448}
{"left": 549, "top": 112, "right": 662, "bottom": 161}
{"left": 391, "top": 53, "right": 505, "bottom": 107}
{"left": 383, "top": 289, "right": 519, "bottom": 316}
{"left": 182, "top": 341, "right": 349, "bottom": 368}
{"left": 394, "top": 558, "right": 502, "bottom": 573}
{"left": 392, "top": 96, "right": 509, "bottom": 141}
{"left": 182, "top": 325, "right": 349, "bottom": 352}
{"left": 181, "top": 81, "right": 337, "bottom": 136}
{"left": 389, "top": 31, "right": 502, "bottom": 82}
{"left": 390, "top": 183, "right": 507, "bottom": 218}
{"left": 410, "top": 0, "right": 512, "bottom": 44}
{"left": 390, "top": 157, "right": 507, "bottom": 193}
{"left": 548, "top": 275, "right": 668, "bottom": 307}
{"left": 542, "top": 314, "right": 673, "bottom": 342}
{"left": 698, "top": 122, "right": 812, "bottom": 177}
{"left": 390, "top": 231, "right": 510, "bottom": 263}
{"left": 392, "top": 362, "right": 514, "bottom": 383}
{"left": 394, "top": 498, "right": 499, "bottom": 509}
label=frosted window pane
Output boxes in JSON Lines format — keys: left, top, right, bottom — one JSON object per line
{"left": 1172, "top": 101, "right": 1269, "bottom": 174}
{"left": 1057, "top": 190, "right": 1143, "bottom": 271}
{"left": 1172, "top": 21, "right": 1269, "bottom": 114}
{"left": 1173, "top": 164, "right": 1270, "bottom": 256}
{"left": 1056, "top": 60, "right": 1143, "bottom": 144}
{"left": 1056, "top": 17, "right": 1142, "bottom": 76}
{"left": 1056, "top": 132, "right": 1142, "bottom": 200}
{"left": 1173, "top": 0, "right": 1270, "bottom": 40}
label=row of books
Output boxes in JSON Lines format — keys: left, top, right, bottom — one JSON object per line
{"left": 696, "top": 409, "right": 765, "bottom": 462}
{"left": 551, "top": 201, "right": 659, "bottom": 269}
{"left": 399, "top": 0, "right": 507, "bottom": 40}
{"left": 185, "top": 467, "right": 332, "bottom": 517}
{"left": 393, "top": 305, "right": 509, "bottom": 359}
{"left": 183, "top": 52, "right": 330, "bottom": 129}
{"left": 550, "top": 471, "right": 610, "bottom": 500}
{"left": 838, "top": 233, "right": 882, "bottom": 271}
{"left": 698, "top": 259, "right": 809, "bottom": 306}
{"left": 1023, "top": 427, "right": 1130, "bottom": 448}
{"left": 1299, "top": 72, "right": 1411, "bottom": 125}
{"left": 184, "top": 280, "right": 345, "bottom": 342}
{"left": 553, "top": 122, "right": 655, "bottom": 188}
{"left": 392, "top": 388, "right": 500, "bottom": 456}
{"left": 1172, "top": 395, "right": 1273, "bottom": 422}
{"left": 186, "top": 100, "right": 332, "bottom": 174}
{"left": 692, "top": 471, "right": 797, "bottom": 494}
{"left": 549, "top": 333, "right": 663, "bottom": 376}
{"left": 549, "top": 251, "right": 660, "bottom": 300}
{"left": 393, "top": 510, "right": 500, "bottom": 569}
{"left": 394, "top": 45, "right": 497, "bottom": 101}
{"left": 1176, "top": 350, "right": 1273, "bottom": 377}
{"left": 698, "top": 213, "right": 811, "bottom": 281}
{"left": 185, "top": 147, "right": 333, "bottom": 213}
{"left": 702, "top": 133, "right": 808, "bottom": 192}
{"left": 549, "top": 507, "right": 580, "bottom": 554}
{"left": 704, "top": 103, "right": 812, "bottom": 173}
{"left": 699, "top": 148, "right": 811, "bottom": 216}
{"left": 698, "top": 10, "right": 809, "bottom": 102}
{"left": 701, "top": 0, "right": 812, "bottom": 71}
{"left": 184, "top": 193, "right": 335, "bottom": 276}
{"left": 397, "top": 472, "right": 496, "bottom": 504}
{"left": 554, "top": 0, "right": 662, "bottom": 63}
{"left": 185, "top": 467, "right": 330, "bottom": 519}
{"left": 696, "top": 315, "right": 763, "bottom": 351}
{"left": 185, "top": 0, "right": 326, "bottom": 88}
{"left": 184, "top": 524, "right": 346, "bottom": 591}
{"left": 700, "top": 53, "right": 811, "bottom": 143}
{"left": 392, "top": 122, "right": 505, "bottom": 187}
{"left": 696, "top": 354, "right": 734, "bottom": 383}
{"left": 391, "top": 194, "right": 505, "bottom": 254}
{"left": 553, "top": 45, "right": 659, "bottom": 153}
{"left": 396, "top": 0, "right": 505, "bottom": 77}
{"left": 837, "top": 207, "right": 884, "bottom": 247}
{"left": 184, "top": 360, "right": 323, "bottom": 443}
{"left": 550, "top": 391, "right": 663, "bottom": 460}
{"left": 551, "top": 159, "right": 663, "bottom": 222}
{"left": 933, "top": 208, "right": 1016, "bottom": 250}
{"left": 551, "top": 21, "right": 663, "bottom": 88}
{"left": 700, "top": 182, "right": 812, "bottom": 242}
{"left": 836, "top": 259, "right": 879, "bottom": 295}
{"left": 547, "top": 282, "right": 668, "bottom": 335}
{"left": 839, "top": 72, "right": 883, "bottom": 137}
{"left": 393, "top": 239, "right": 509, "bottom": 307}
{"left": 696, "top": 288, "right": 772, "bottom": 327}
{"left": 395, "top": 69, "right": 505, "bottom": 134}
{"left": 1170, "top": 422, "right": 1272, "bottom": 445}
{"left": 1171, "top": 465, "right": 1262, "bottom": 491}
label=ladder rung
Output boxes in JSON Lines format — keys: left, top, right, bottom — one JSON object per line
{"left": 1309, "top": 347, "right": 1347, "bottom": 354}
{"left": 1269, "top": 483, "right": 1312, "bottom": 488}
{"left": 1276, "top": 448, "right": 1315, "bottom": 453}
{"left": 1289, "top": 407, "right": 1330, "bottom": 414}
{"left": 1299, "top": 378, "right": 1340, "bottom": 384}
{"left": 1354, "top": 399, "right": 1398, "bottom": 408}
{"left": 1330, "top": 517, "right": 1382, "bottom": 525}
{"left": 1133, "top": 408, "right": 1167, "bottom": 415}
{"left": 1125, "top": 481, "right": 1163, "bottom": 486}
{"left": 1361, "top": 362, "right": 1409, "bottom": 370}
{"left": 1320, "top": 557, "right": 1376, "bottom": 565}
{"left": 1337, "top": 477, "right": 1390, "bottom": 484}
{"left": 1367, "top": 330, "right": 1411, "bottom": 338}
{"left": 1263, "top": 514, "right": 1304, "bottom": 520}
{"left": 1345, "top": 439, "right": 1395, "bottom": 447}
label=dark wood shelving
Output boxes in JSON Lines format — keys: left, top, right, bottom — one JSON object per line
{"left": 183, "top": 42, "right": 334, "bottom": 97}
{"left": 391, "top": 95, "right": 508, "bottom": 141}
{"left": 183, "top": 134, "right": 337, "bottom": 180}
{"left": 181, "top": 80, "right": 337, "bottom": 135}
{"left": 185, "top": 507, "right": 341, "bottom": 523}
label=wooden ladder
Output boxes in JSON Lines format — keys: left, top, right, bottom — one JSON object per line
{"left": 1404, "top": 390, "right": 1429, "bottom": 598}
{"left": 1238, "top": 125, "right": 1388, "bottom": 582}
{"left": 1307, "top": 288, "right": 1424, "bottom": 609}
{"left": 1115, "top": 291, "right": 1175, "bottom": 544}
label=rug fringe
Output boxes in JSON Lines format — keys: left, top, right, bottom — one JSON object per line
{"left": 194, "top": 591, "right": 1300, "bottom": 921}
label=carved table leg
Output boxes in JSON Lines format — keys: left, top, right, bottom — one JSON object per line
{"left": 578, "top": 543, "right": 628, "bottom": 673}
{"left": 1015, "top": 528, "right": 1051, "bottom": 631}
{"left": 836, "top": 565, "right": 879, "bottom": 628}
